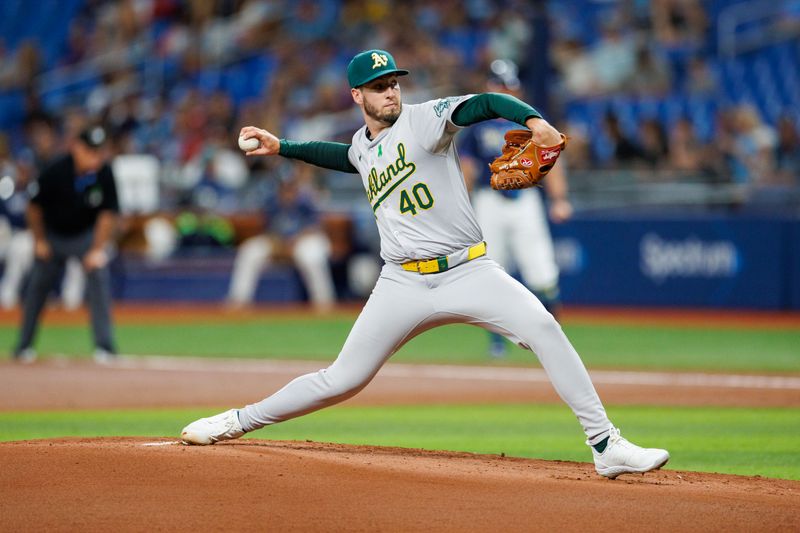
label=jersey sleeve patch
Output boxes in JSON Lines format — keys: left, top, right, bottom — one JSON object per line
{"left": 433, "top": 97, "right": 461, "bottom": 118}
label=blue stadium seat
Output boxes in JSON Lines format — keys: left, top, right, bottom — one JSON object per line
{"left": 222, "top": 54, "right": 275, "bottom": 105}
{"left": 0, "top": 91, "right": 25, "bottom": 129}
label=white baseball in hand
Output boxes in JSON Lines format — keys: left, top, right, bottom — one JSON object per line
{"left": 238, "top": 136, "right": 260, "bottom": 152}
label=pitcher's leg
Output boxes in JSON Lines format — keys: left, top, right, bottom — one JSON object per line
{"left": 443, "top": 259, "right": 612, "bottom": 442}
{"left": 238, "top": 268, "right": 433, "bottom": 431}
{"left": 85, "top": 265, "right": 115, "bottom": 352}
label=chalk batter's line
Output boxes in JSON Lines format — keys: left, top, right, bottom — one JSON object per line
{"left": 106, "top": 355, "right": 800, "bottom": 391}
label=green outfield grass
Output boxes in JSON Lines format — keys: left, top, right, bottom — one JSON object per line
{"left": 1, "top": 404, "right": 798, "bottom": 480}
{"left": 1, "top": 317, "right": 798, "bottom": 372}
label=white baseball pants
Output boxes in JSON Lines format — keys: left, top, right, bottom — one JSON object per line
{"left": 473, "top": 189, "right": 559, "bottom": 292}
{"left": 238, "top": 256, "right": 612, "bottom": 442}
{"left": 227, "top": 232, "right": 335, "bottom": 309}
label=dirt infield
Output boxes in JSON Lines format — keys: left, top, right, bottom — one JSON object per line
{"left": 1, "top": 305, "right": 799, "bottom": 531}
{"left": 1, "top": 357, "right": 799, "bottom": 531}
{"left": 1, "top": 438, "right": 798, "bottom": 532}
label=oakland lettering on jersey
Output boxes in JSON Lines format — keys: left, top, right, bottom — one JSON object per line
{"left": 367, "top": 142, "right": 417, "bottom": 207}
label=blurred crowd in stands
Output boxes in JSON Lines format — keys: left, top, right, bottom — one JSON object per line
{"left": 0, "top": 0, "right": 799, "bottom": 226}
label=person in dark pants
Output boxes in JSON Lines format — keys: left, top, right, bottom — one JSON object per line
{"left": 12, "top": 125, "right": 120, "bottom": 364}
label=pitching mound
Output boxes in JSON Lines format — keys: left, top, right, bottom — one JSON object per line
{"left": 2, "top": 438, "right": 798, "bottom": 531}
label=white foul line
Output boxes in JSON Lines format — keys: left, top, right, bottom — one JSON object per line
{"left": 109, "top": 355, "right": 800, "bottom": 391}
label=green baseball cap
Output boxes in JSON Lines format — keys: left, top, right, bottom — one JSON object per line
{"left": 347, "top": 49, "right": 409, "bottom": 88}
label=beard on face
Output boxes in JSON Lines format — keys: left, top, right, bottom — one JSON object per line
{"left": 363, "top": 97, "right": 402, "bottom": 125}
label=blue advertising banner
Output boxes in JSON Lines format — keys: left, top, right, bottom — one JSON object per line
{"left": 550, "top": 215, "right": 790, "bottom": 309}
{"left": 788, "top": 220, "right": 800, "bottom": 310}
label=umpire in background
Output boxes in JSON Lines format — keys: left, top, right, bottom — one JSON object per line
{"left": 12, "top": 125, "right": 119, "bottom": 364}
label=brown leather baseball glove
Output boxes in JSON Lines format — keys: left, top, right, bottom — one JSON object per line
{"left": 489, "top": 129, "right": 567, "bottom": 190}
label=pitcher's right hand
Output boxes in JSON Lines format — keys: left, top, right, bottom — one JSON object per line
{"left": 238, "top": 126, "right": 280, "bottom": 156}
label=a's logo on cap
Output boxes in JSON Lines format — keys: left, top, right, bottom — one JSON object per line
{"left": 371, "top": 52, "right": 389, "bottom": 69}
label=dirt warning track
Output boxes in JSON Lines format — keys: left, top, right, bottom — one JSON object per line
{"left": 1, "top": 357, "right": 799, "bottom": 411}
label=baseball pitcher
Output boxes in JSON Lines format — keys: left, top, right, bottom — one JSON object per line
{"left": 181, "top": 49, "right": 669, "bottom": 479}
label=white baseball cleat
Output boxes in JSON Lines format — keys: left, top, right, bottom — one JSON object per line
{"left": 181, "top": 409, "right": 245, "bottom": 445}
{"left": 591, "top": 427, "right": 669, "bottom": 479}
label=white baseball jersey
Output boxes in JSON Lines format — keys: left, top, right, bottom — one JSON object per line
{"left": 237, "top": 93, "right": 614, "bottom": 449}
{"left": 347, "top": 96, "right": 483, "bottom": 263}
